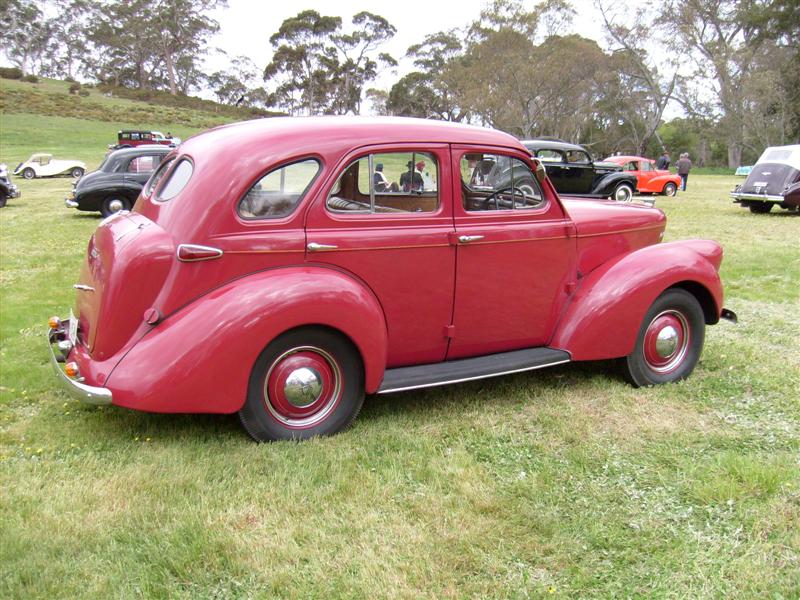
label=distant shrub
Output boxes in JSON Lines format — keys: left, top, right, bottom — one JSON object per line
{"left": 0, "top": 67, "right": 23, "bottom": 80}
{"left": 65, "top": 76, "right": 76, "bottom": 83}
{"left": 78, "top": 89, "right": 90, "bottom": 97}
{"left": 68, "top": 82, "right": 81, "bottom": 94}
{"left": 22, "top": 74, "right": 39, "bottom": 83}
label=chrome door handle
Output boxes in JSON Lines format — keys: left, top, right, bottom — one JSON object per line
{"left": 307, "top": 242, "right": 338, "bottom": 252}
{"left": 73, "top": 284, "right": 95, "bottom": 292}
{"left": 458, "top": 235, "right": 484, "bottom": 244}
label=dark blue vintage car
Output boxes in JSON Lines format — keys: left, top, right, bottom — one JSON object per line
{"left": 65, "top": 146, "right": 170, "bottom": 217}
{"left": 731, "top": 145, "right": 800, "bottom": 214}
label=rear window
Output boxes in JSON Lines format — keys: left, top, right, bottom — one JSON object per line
{"left": 145, "top": 157, "right": 174, "bottom": 196}
{"left": 157, "top": 159, "right": 193, "bottom": 201}
{"left": 238, "top": 159, "right": 321, "bottom": 219}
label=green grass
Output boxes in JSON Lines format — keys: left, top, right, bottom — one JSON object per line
{"left": 1, "top": 103, "right": 799, "bottom": 598}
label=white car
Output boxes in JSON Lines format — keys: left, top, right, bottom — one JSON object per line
{"left": 13, "top": 154, "right": 86, "bottom": 180}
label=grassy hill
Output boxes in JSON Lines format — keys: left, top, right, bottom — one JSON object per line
{"left": 0, "top": 77, "right": 269, "bottom": 168}
{"left": 1, "top": 81, "right": 799, "bottom": 598}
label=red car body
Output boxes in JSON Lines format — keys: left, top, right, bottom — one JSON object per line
{"left": 603, "top": 155, "right": 681, "bottom": 196}
{"left": 49, "top": 117, "right": 734, "bottom": 441}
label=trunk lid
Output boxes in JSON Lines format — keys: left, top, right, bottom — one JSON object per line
{"left": 74, "top": 212, "right": 174, "bottom": 360}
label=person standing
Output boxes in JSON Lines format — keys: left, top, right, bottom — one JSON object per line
{"left": 676, "top": 153, "right": 692, "bottom": 191}
{"left": 656, "top": 151, "right": 670, "bottom": 170}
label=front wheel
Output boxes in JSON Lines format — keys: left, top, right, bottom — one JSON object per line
{"left": 613, "top": 183, "right": 634, "bottom": 202}
{"left": 100, "top": 196, "right": 130, "bottom": 217}
{"left": 662, "top": 182, "right": 677, "bottom": 196}
{"left": 621, "top": 289, "right": 705, "bottom": 387}
{"left": 22, "top": 168, "right": 35, "bottom": 180}
{"left": 239, "top": 327, "right": 365, "bottom": 442}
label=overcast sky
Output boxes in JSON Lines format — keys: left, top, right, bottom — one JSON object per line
{"left": 209, "top": 0, "right": 613, "bottom": 100}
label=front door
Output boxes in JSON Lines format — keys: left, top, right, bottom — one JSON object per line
{"left": 305, "top": 144, "right": 456, "bottom": 367}
{"left": 448, "top": 146, "right": 576, "bottom": 360}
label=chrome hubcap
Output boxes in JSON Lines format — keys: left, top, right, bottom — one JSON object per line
{"left": 263, "top": 346, "right": 342, "bottom": 429}
{"left": 643, "top": 310, "right": 690, "bottom": 373}
{"left": 284, "top": 367, "right": 323, "bottom": 407}
{"left": 108, "top": 199, "right": 124, "bottom": 213}
{"left": 655, "top": 325, "right": 679, "bottom": 358}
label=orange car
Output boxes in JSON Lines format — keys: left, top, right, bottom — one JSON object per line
{"left": 604, "top": 155, "right": 681, "bottom": 197}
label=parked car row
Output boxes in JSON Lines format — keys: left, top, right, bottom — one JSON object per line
{"left": 47, "top": 116, "right": 737, "bottom": 442}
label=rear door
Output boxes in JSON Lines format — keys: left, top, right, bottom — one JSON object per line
{"left": 304, "top": 144, "right": 456, "bottom": 367}
{"left": 448, "top": 145, "right": 576, "bottom": 359}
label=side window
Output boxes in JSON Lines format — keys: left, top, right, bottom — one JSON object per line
{"left": 127, "top": 155, "right": 157, "bottom": 173}
{"left": 238, "top": 158, "right": 320, "bottom": 219}
{"left": 623, "top": 161, "right": 636, "bottom": 171}
{"left": 327, "top": 151, "right": 439, "bottom": 214}
{"left": 566, "top": 150, "right": 590, "bottom": 164}
{"left": 537, "top": 149, "right": 564, "bottom": 163}
{"left": 461, "top": 153, "right": 545, "bottom": 212}
{"left": 639, "top": 161, "right": 652, "bottom": 172}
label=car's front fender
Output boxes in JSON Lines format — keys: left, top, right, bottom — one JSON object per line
{"left": 107, "top": 266, "right": 388, "bottom": 413}
{"left": 550, "top": 239, "right": 724, "bottom": 361}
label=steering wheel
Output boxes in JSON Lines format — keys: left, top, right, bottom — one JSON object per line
{"left": 483, "top": 186, "right": 518, "bottom": 210}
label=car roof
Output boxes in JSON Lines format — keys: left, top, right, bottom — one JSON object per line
{"left": 111, "top": 145, "right": 171, "bottom": 157}
{"left": 181, "top": 116, "right": 525, "bottom": 160}
{"left": 521, "top": 139, "right": 587, "bottom": 152}
{"left": 604, "top": 155, "right": 653, "bottom": 163}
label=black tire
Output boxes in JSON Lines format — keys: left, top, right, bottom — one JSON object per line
{"left": 0, "top": 196, "right": 7, "bottom": 208}
{"left": 239, "top": 327, "right": 365, "bottom": 442}
{"left": 100, "top": 196, "right": 130, "bottom": 217}
{"left": 71, "top": 167, "right": 84, "bottom": 178}
{"left": 613, "top": 183, "right": 634, "bottom": 202}
{"left": 749, "top": 202, "right": 772, "bottom": 214}
{"left": 662, "top": 182, "right": 677, "bottom": 197}
{"left": 22, "top": 168, "right": 35, "bottom": 180}
{"left": 622, "top": 288, "right": 705, "bottom": 387}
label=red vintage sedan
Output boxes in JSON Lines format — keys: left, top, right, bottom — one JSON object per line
{"left": 48, "top": 117, "right": 735, "bottom": 441}
{"left": 603, "top": 155, "right": 681, "bottom": 197}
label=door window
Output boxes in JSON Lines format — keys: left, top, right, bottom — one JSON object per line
{"left": 537, "top": 149, "right": 564, "bottom": 163}
{"left": 327, "top": 151, "right": 439, "bottom": 214}
{"left": 127, "top": 155, "right": 159, "bottom": 173}
{"left": 460, "top": 154, "right": 545, "bottom": 212}
{"left": 565, "top": 150, "right": 591, "bottom": 164}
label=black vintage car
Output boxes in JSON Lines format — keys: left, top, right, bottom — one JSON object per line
{"left": 522, "top": 140, "right": 638, "bottom": 202}
{"left": 731, "top": 144, "right": 800, "bottom": 213}
{"left": 65, "top": 146, "right": 170, "bottom": 217}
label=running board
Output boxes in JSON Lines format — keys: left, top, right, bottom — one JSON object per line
{"left": 377, "top": 347, "right": 571, "bottom": 394}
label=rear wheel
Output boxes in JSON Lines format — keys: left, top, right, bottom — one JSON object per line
{"left": 622, "top": 289, "right": 705, "bottom": 387}
{"left": 100, "top": 196, "right": 130, "bottom": 217}
{"left": 662, "top": 182, "right": 677, "bottom": 196}
{"left": 22, "top": 168, "right": 35, "bottom": 180}
{"left": 71, "top": 167, "right": 84, "bottom": 178}
{"left": 239, "top": 327, "right": 365, "bottom": 442}
{"left": 613, "top": 183, "right": 634, "bottom": 202}
{"left": 749, "top": 202, "right": 772, "bottom": 214}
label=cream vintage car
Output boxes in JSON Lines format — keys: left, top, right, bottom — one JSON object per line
{"left": 13, "top": 153, "right": 86, "bottom": 180}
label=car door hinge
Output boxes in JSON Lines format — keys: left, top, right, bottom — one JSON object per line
{"left": 443, "top": 325, "right": 456, "bottom": 338}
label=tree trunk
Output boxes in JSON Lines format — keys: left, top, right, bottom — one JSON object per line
{"left": 164, "top": 48, "right": 178, "bottom": 96}
{"left": 727, "top": 142, "right": 742, "bottom": 168}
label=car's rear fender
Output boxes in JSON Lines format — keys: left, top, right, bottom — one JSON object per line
{"left": 550, "top": 239, "right": 724, "bottom": 361}
{"left": 592, "top": 172, "right": 638, "bottom": 195}
{"left": 106, "top": 266, "right": 388, "bottom": 413}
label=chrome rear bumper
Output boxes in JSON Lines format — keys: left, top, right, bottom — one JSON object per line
{"left": 47, "top": 320, "right": 112, "bottom": 405}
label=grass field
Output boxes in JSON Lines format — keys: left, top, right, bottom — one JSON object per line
{"left": 1, "top": 102, "right": 799, "bottom": 598}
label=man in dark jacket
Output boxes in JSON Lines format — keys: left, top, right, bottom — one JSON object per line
{"left": 656, "top": 151, "right": 670, "bottom": 170}
{"left": 676, "top": 153, "right": 692, "bottom": 191}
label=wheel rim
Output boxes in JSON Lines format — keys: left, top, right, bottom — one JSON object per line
{"left": 107, "top": 198, "right": 125, "bottom": 213}
{"left": 615, "top": 186, "right": 632, "bottom": 202}
{"left": 665, "top": 184, "right": 676, "bottom": 196}
{"left": 643, "top": 310, "right": 690, "bottom": 373}
{"left": 23, "top": 170, "right": 34, "bottom": 179}
{"left": 263, "top": 346, "right": 342, "bottom": 428}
